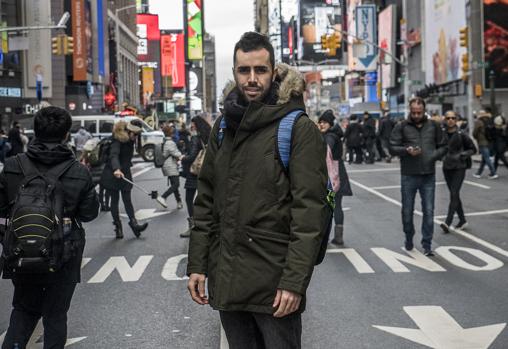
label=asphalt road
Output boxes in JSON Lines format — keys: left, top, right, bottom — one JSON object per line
{"left": 1, "top": 159, "right": 507, "bottom": 348}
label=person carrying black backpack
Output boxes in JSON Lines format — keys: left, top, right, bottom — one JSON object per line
{"left": 0, "top": 106, "right": 99, "bottom": 349}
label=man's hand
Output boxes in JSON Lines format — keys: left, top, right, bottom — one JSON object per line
{"left": 273, "top": 289, "right": 302, "bottom": 318}
{"left": 406, "top": 146, "right": 422, "bottom": 157}
{"left": 187, "top": 273, "right": 209, "bottom": 305}
{"left": 113, "top": 169, "right": 124, "bottom": 178}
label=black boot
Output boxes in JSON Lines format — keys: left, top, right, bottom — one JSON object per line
{"left": 128, "top": 219, "right": 148, "bottom": 238}
{"left": 180, "top": 217, "right": 194, "bottom": 238}
{"left": 113, "top": 221, "right": 123, "bottom": 239}
{"left": 101, "top": 203, "right": 111, "bottom": 212}
{"left": 330, "top": 225, "right": 344, "bottom": 246}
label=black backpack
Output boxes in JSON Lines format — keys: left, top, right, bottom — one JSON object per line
{"left": 1, "top": 155, "right": 78, "bottom": 274}
{"left": 154, "top": 138, "right": 168, "bottom": 168}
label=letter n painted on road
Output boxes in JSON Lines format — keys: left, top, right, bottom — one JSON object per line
{"left": 435, "top": 246, "right": 504, "bottom": 271}
{"left": 371, "top": 248, "right": 446, "bottom": 273}
{"left": 161, "top": 254, "right": 189, "bottom": 281}
{"left": 87, "top": 256, "right": 154, "bottom": 283}
{"left": 327, "top": 248, "right": 375, "bottom": 274}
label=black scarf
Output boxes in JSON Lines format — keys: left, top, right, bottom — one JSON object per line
{"left": 26, "top": 139, "right": 75, "bottom": 166}
{"left": 223, "top": 82, "right": 279, "bottom": 132}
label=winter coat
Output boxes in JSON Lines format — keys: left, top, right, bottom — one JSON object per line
{"left": 0, "top": 139, "right": 99, "bottom": 284}
{"left": 362, "top": 117, "right": 376, "bottom": 140}
{"left": 100, "top": 122, "right": 135, "bottom": 191}
{"left": 473, "top": 116, "right": 491, "bottom": 147}
{"left": 181, "top": 135, "right": 204, "bottom": 190}
{"left": 323, "top": 130, "right": 352, "bottom": 196}
{"left": 442, "top": 129, "right": 477, "bottom": 170}
{"left": 389, "top": 116, "right": 447, "bottom": 176}
{"left": 74, "top": 129, "right": 92, "bottom": 151}
{"left": 7, "top": 127, "right": 24, "bottom": 156}
{"left": 187, "top": 63, "right": 328, "bottom": 314}
{"left": 378, "top": 116, "right": 395, "bottom": 140}
{"left": 344, "top": 121, "right": 363, "bottom": 147}
{"left": 162, "top": 137, "right": 182, "bottom": 177}
{"left": 493, "top": 126, "right": 508, "bottom": 154}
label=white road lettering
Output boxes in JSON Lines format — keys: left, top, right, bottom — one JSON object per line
{"left": 161, "top": 254, "right": 189, "bottom": 281}
{"left": 373, "top": 306, "right": 506, "bottom": 348}
{"left": 81, "top": 257, "right": 91, "bottom": 269}
{"left": 371, "top": 248, "right": 446, "bottom": 273}
{"left": 87, "top": 256, "right": 154, "bottom": 283}
{"left": 436, "top": 246, "right": 504, "bottom": 271}
{"left": 327, "top": 248, "right": 375, "bottom": 274}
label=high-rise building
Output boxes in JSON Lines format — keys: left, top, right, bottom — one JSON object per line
{"left": 203, "top": 32, "right": 217, "bottom": 114}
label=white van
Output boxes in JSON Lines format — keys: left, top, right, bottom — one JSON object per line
{"left": 70, "top": 115, "right": 164, "bottom": 161}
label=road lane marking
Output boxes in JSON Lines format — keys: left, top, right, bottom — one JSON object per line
{"left": 372, "top": 181, "right": 489, "bottom": 190}
{"left": 87, "top": 256, "right": 153, "bottom": 283}
{"left": 327, "top": 248, "right": 375, "bottom": 273}
{"left": 349, "top": 179, "right": 508, "bottom": 258}
{"left": 435, "top": 208, "right": 508, "bottom": 219}
{"left": 132, "top": 166, "right": 154, "bottom": 178}
{"left": 348, "top": 167, "right": 400, "bottom": 173}
{"left": 161, "top": 254, "right": 189, "bottom": 281}
{"left": 463, "top": 180, "right": 491, "bottom": 189}
{"left": 435, "top": 246, "right": 504, "bottom": 271}
{"left": 373, "top": 306, "right": 506, "bottom": 348}
{"left": 371, "top": 248, "right": 446, "bottom": 273}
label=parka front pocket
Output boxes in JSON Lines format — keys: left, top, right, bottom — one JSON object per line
{"left": 227, "top": 227, "right": 289, "bottom": 307}
{"left": 206, "top": 223, "right": 221, "bottom": 301}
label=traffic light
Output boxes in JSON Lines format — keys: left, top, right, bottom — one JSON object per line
{"left": 461, "top": 53, "right": 469, "bottom": 80}
{"left": 333, "top": 33, "right": 341, "bottom": 49}
{"left": 321, "top": 34, "right": 328, "bottom": 50}
{"left": 51, "top": 36, "right": 62, "bottom": 55}
{"left": 64, "top": 36, "right": 74, "bottom": 55}
{"left": 459, "top": 27, "right": 468, "bottom": 48}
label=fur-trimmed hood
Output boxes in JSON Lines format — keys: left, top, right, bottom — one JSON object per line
{"left": 113, "top": 121, "right": 130, "bottom": 143}
{"left": 221, "top": 63, "right": 305, "bottom": 105}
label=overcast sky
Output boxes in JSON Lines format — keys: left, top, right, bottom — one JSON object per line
{"left": 149, "top": 0, "right": 254, "bottom": 97}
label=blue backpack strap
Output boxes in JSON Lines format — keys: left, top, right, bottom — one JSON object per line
{"left": 277, "top": 109, "right": 306, "bottom": 173}
{"left": 216, "top": 116, "right": 227, "bottom": 148}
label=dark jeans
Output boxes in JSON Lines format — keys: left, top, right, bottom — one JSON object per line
{"left": 443, "top": 169, "right": 466, "bottom": 226}
{"left": 401, "top": 174, "right": 435, "bottom": 250}
{"left": 364, "top": 138, "right": 375, "bottom": 163}
{"left": 476, "top": 145, "right": 496, "bottom": 176}
{"left": 380, "top": 138, "right": 391, "bottom": 160}
{"left": 185, "top": 187, "right": 197, "bottom": 217}
{"left": 348, "top": 146, "right": 363, "bottom": 164}
{"left": 494, "top": 150, "right": 508, "bottom": 171}
{"left": 220, "top": 311, "right": 302, "bottom": 349}
{"left": 334, "top": 194, "right": 344, "bottom": 225}
{"left": 162, "top": 176, "right": 181, "bottom": 202}
{"left": 110, "top": 189, "right": 135, "bottom": 222}
{"left": 2, "top": 282, "right": 76, "bottom": 349}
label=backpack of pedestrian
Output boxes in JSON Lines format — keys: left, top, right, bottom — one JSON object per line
{"left": 156, "top": 125, "right": 184, "bottom": 210}
{"left": 0, "top": 106, "right": 99, "bottom": 349}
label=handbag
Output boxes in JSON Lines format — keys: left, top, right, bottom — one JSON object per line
{"left": 190, "top": 140, "right": 206, "bottom": 175}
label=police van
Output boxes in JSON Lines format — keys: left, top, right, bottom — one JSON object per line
{"left": 70, "top": 115, "right": 164, "bottom": 161}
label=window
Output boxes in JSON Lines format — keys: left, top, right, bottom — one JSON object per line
{"left": 70, "top": 121, "right": 81, "bottom": 133}
{"left": 99, "top": 120, "right": 114, "bottom": 133}
{"left": 84, "top": 120, "right": 97, "bottom": 134}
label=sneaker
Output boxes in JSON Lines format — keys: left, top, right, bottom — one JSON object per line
{"left": 488, "top": 174, "right": 499, "bottom": 179}
{"left": 473, "top": 173, "right": 482, "bottom": 179}
{"left": 177, "top": 201, "right": 184, "bottom": 209}
{"left": 424, "top": 249, "right": 435, "bottom": 257}
{"left": 440, "top": 223, "right": 450, "bottom": 234}
{"left": 455, "top": 221, "right": 469, "bottom": 230}
{"left": 156, "top": 196, "right": 168, "bottom": 208}
{"left": 404, "top": 240, "right": 414, "bottom": 251}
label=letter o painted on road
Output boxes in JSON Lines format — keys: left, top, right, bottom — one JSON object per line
{"left": 435, "top": 246, "right": 504, "bottom": 271}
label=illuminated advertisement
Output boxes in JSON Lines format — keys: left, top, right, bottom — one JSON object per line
{"left": 299, "top": 0, "right": 343, "bottom": 62}
{"left": 72, "top": 0, "right": 91, "bottom": 81}
{"left": 137, "top": 14, "right": 161, "bottom": 96}
{"left": 161, "top": 33, "right": 186, "bottom": 88}
{"left": 424, "top": 0, "right": 467, "bottom": 85}
{"left": 484, "top": 0, "right": 508, "bottom": 89}
{"left": 187, "top": 0, "right": 203, "bottom": 60}
{"left": 378, "top": 5, "right": 396, "bottom": 88}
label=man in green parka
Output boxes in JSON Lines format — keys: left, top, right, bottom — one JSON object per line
{"left": 186, "top": 32, "right": 328, "bottom": 348}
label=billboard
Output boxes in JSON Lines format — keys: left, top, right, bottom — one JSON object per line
{"left": 378, "top": 5, "right": 396, "bottom": 88}
{"left": 72, "top": 0, "right": 91, "bottom": 81}
{"left": 354, "top": 5, "right": 377, "bottom": 71}
{"left": 299, "top": 0, "right": 343, "bottom": 62}
{"left": 137, "top": 15, "right": 161, "bottom": 96}
{"left": 161, "top": 33, "right": 186, "bottom": 89}
{"left": 424, "top": 0, "right": 467, "bottom": 85}
{"left": 187, "top": 0, "right": 203, "bottom": 60}
{"left": 483, "top": 0, "right": 508, "bottom": 89}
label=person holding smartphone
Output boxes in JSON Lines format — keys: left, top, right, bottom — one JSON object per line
{"left": 389, "top": 97, "right": 447, "bottom": 256}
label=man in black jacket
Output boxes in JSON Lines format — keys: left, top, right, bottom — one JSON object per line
{"left": 389, "top": 97, "right": 447, "bottom": 256}
{"left": 378, "top": 110, "right": 395, "bottom": 162}
{"left": 0, "top": 107, "right": 99, "bottom": 349}
{"left": 362, "top": 112, "right": 376, "bottom": 164}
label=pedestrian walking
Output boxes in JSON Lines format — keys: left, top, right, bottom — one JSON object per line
{"left": 318, "top": 110, "right": 353, "bottom": 246}
{"left": 0, "top": 129, "right": 11, "bottom": 163}
{"left": 378, "top": 110, "right": 395, "bottom": 163}
{"left": 362, "top": 111, "right": 376, "bottom": 164}
{"left": 156, "top": 124, "right": 184, "bottom": 209}
{"left": 389, "top": 97, "right": 447, "bottom": 256}
{"left": 439, "top": 111, "right": 477, "bottom": 233}
{"left": 492, "top": 115, "right": 508, "bottom": 172}
{"left": 100, "top": 119, "right": 148, "bottom": 239}
{"left": 0, "top": 106, "right": 99, "bottom": 349}
{"left": 473, "top": 110, "right": 498, "bottom": 179}
{"left": 179, "top": 116, "right": 211, "bottom": 238}
{"left": 344, "top": 114, "right": 364, "bottom": 164}
{"left": 186, "top": 32, "right": 327, "bottom": 349}
{"left": 74, "top": 126, "right": 92, "bottom": 159}
{"left": 7, "top": 121, "right": 24, "bottom": 157}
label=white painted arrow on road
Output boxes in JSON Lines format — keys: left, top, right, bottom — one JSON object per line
{"left": 373, "top": 306, "right": 506, "bottom": 349}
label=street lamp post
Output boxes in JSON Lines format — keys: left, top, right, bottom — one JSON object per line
{"left": 0, "top": 12, "right": 70, "bottom": 32}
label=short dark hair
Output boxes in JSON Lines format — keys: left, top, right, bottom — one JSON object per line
{"left": 33, "top": 106, "right": 72, "bottom": 141}
{"left": 233, "top": 32, "right": 275, "bottom": 69}
{"left": 409, "top": 97, "right": 426, "bottom": 109}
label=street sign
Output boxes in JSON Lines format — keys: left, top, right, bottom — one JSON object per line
{"left": 355, "top": 5, "right": 378, "bottom": 71}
